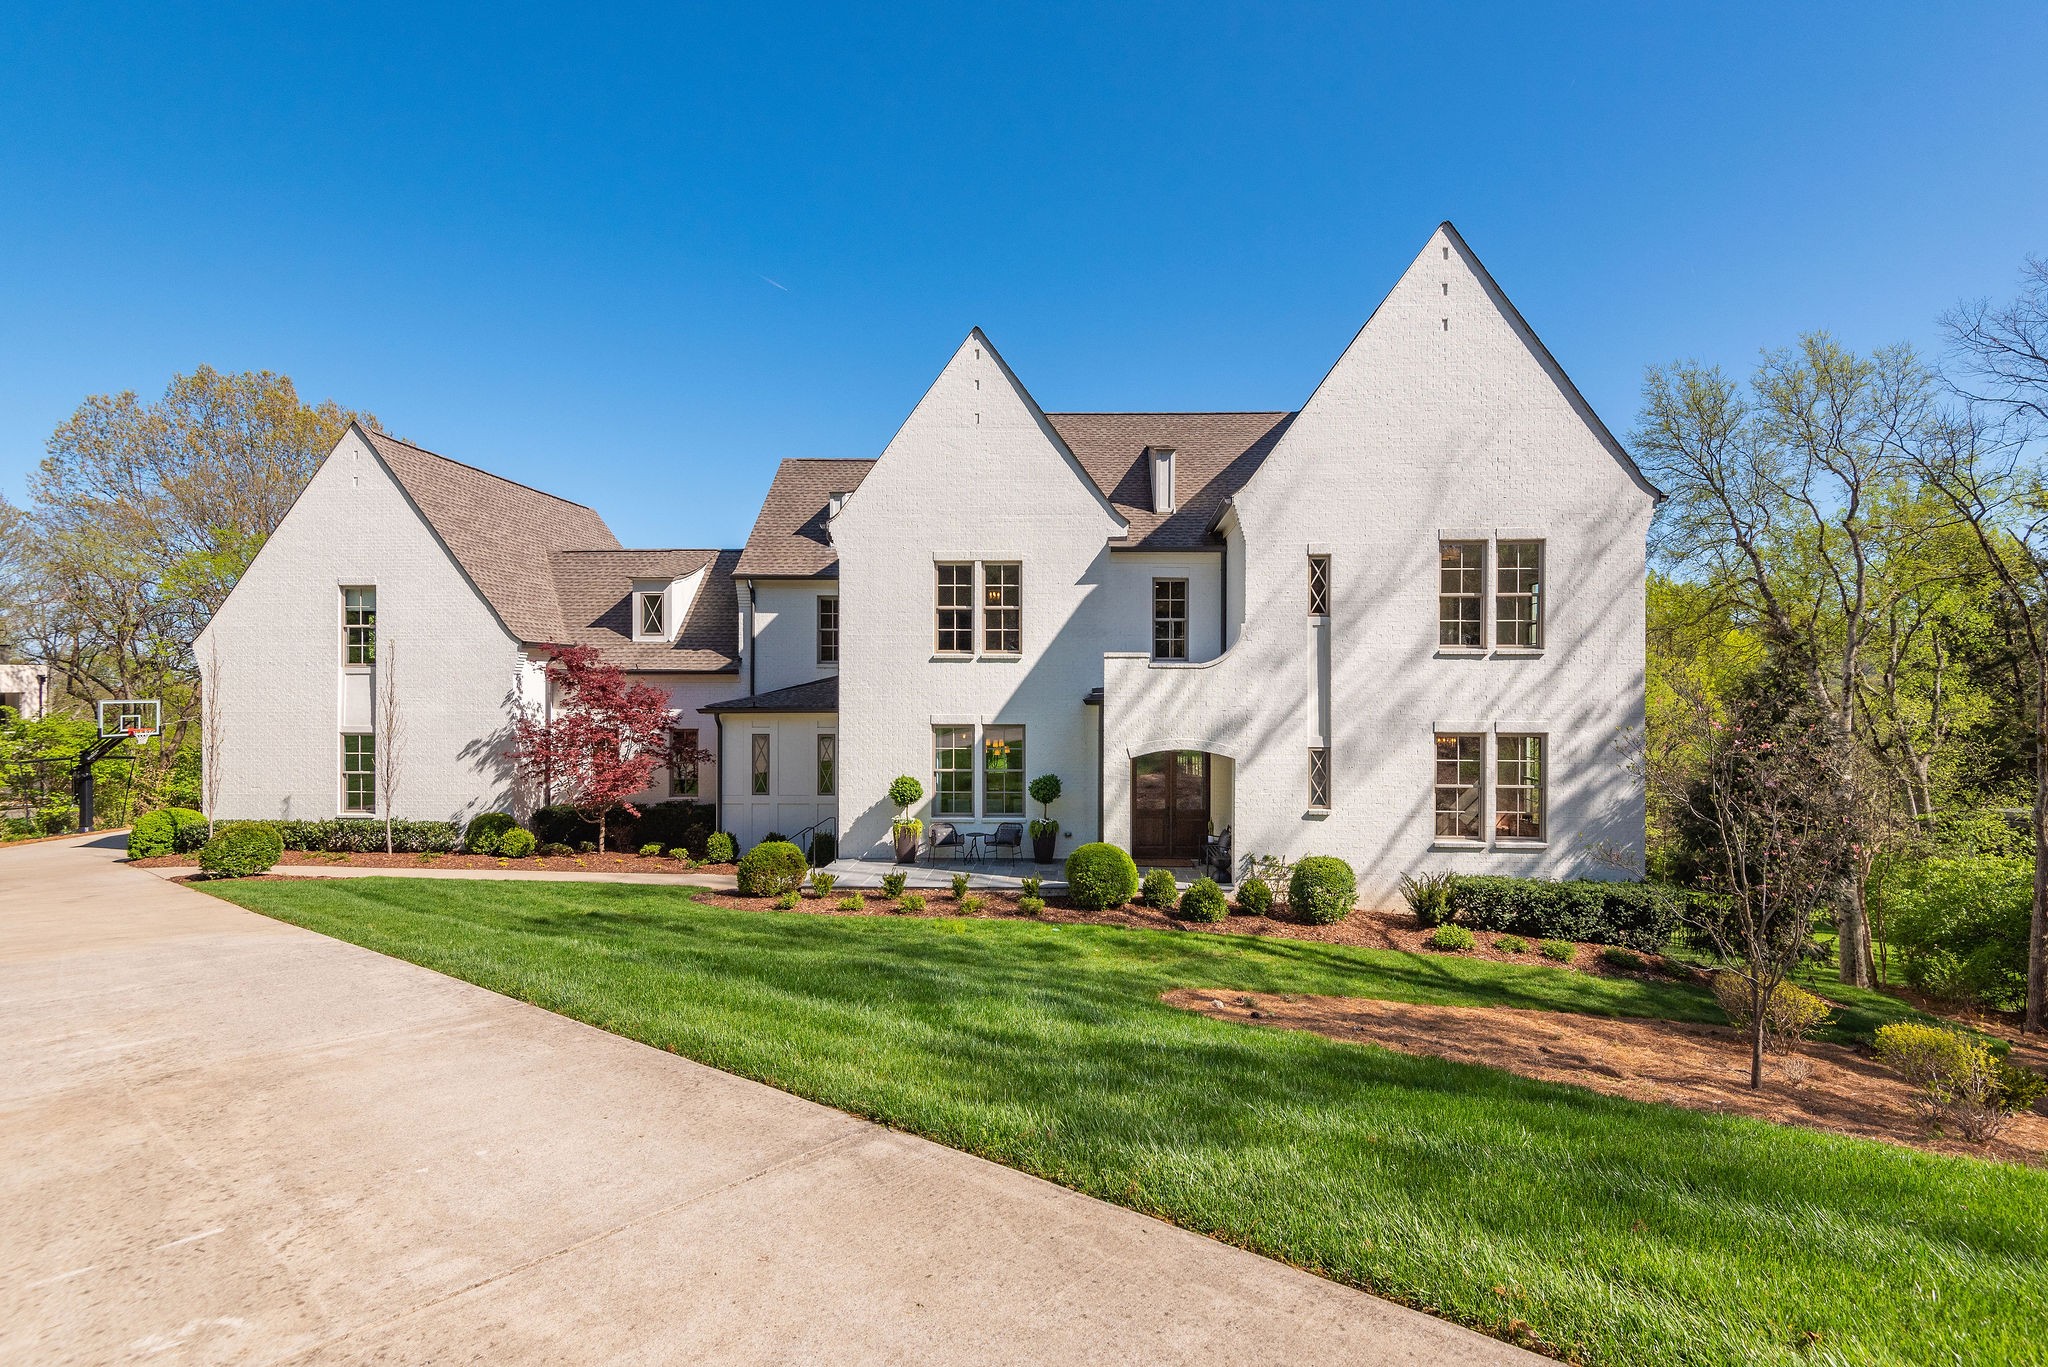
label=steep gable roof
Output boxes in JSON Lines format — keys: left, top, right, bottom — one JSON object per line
{"left": 1047, "top": 412, "right": 1294, "bottom": 550}
{"left": 735, "top": 458, "right": 876, "bottom": 578}
{"left": 366, "top": 429, "right": 620, "bottom": 642}
{"left": 548, "top": 548, "right": 742, "bottom": 672}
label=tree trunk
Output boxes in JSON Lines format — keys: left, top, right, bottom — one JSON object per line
{"left": 597, "top": 810, "right": 607, "bottom": 855}
{"left": 2030, "top": 687, "right": 2048, "bottom": 1034}
{"left": 1749, "top": 990, "right": 1766, "bottom": 1090}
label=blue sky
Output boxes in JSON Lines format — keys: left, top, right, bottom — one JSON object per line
{"left": 2, "top": 4, "right": 2043, "bottom": 549}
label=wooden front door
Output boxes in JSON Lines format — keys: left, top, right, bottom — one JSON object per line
{"left": 1131, "top": 751, "right": 1210, "bottom": 864}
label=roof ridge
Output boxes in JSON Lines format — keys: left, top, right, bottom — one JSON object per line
{"left": 1046, "top": 410, "right": 1295, "bottom": 417}
{"left": 367, "top": 429, "right": 605, "bottom": 514}
{"left": 558, "top": 546, "right": 736, "bottom": 555}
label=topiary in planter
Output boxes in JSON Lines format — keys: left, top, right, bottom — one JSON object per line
{"left": 1065, "top": 842, "right": 1139, "bottom": 910}
{"left": 1175, "top": 877, "right": 1229, "bottom": 923}
{"left": 1289, "top": 855, "right": 1357, "bottom": 925}
{"left": 199, "top": 822, "right": 283, "bottom": 879}
{"left": 1141, "top": 867, "right": 1179, "bottom": 910}
{"left": 464, "top": 811, "right": 519, "bottom": 855}
{"left": 1236, "top": 876, "right": 1273, "bottom": 916}
{"left": 736, "top": 840, "right": 807, "bottom": 897}
{"left": 499, "top": 828, "right": 536, "bottom": 858}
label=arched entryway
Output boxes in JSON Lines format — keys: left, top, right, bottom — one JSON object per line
{"left": 1131, "top": 750, "right": 1211, "bottom": 864}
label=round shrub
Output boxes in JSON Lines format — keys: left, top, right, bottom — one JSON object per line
{"left": 199, "top": 823, "right": 283, "bottom": 879}
{"left": 1236, "top": 877, "right": 1274, "bottom": 916}
{"left": 498, "top": 828, "right": 536, "bottom": 859}
{"left": 1065, "top": 842, "right": 1140, "bottom": 911}
{"left": 736, "top": 840, "right": 807, "bottom": 897}
{"left": 1018, "top": 895, "right": 1046, "bottom": 916}
{"left": 1141, "top": 867, "right": 1179, "bottom": 910}
{"left": 158, "top": 807, "right": 209, "bottom": 853}
{"left": 464, "top": 811, "right": 519, "bottom": 855}
{"left": 1176, "top": 877, "right": 1229, "bottom": 923}
{"left": 127, "top": 810, "right": 177, "bottom": 859}
{"left": 1428, "top": 923, "right": 1476, "bottom": 951}
{"left": 536, "top": 841, "right": 573, "bottom": 858}
{"left": 638, "top": 842, "right": 663, "bottom": 857}
{"left": 704, "top": 832, "right": 735, "bottom": 864}
{"left": 1289, "top": 855, "right": 1357, "bottom": 925}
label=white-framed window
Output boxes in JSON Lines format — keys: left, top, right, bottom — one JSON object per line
{"left": 1308, "top": 555, "right": 1331, "bottom": 617}
{"left": 1308, "top": 747, "right": 1331, "bottom": 809}
{"left": 934, "top": 725, "right": 974, "bottom": 816}
{"left": 343, "top": 587, "right": 376, "bottom": 665}
{"left": 983, "top": 725, "right": 1025, "bottom": 816}
{"left": 1496, "top": 541, "right": 1543, "bottom": 648}
{"left": 816, "top": 732, "right": 836, "bottom": 796}
{"left": 936, "top": 564, "right": 974, "bottom": 654}
{"left": 342, "top": 732, "right": 376, "bottom": 812}
{"left": 982, "top": 563, "right": 1021, "bottom": 654}
{"left": 817, "top": 595, "right": 839, "bottom": 665}
{"left": 750, "top": 733, "right": 770, "bottom": 795}
{"left": 1439, "top": 542, "right": 1484, "bottom": 647}
{"left": 1495, "top": 734, "right": 1546, "bottom": 840}
{"left": 1152, "top": 579, "right": 1188, "bottom": 660}
{"left": 637, "top": 590, "right": 666, "bottom": 640}
{"left": 670, "top": 726, "right": 699, "bottom": 797}
{"left": 1434, "top": 734, "right": 1482, "bottom": 840}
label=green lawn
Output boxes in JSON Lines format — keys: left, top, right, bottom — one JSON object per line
{"left": 205, "top": 877, "right": 2048, "bottom": 1367}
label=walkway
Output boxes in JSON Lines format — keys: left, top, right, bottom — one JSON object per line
{"left": 1, "top": 833, "right": 1533, "bottom": 1365}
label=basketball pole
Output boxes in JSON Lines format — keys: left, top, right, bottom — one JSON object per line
{"left": 71, "top": 733, "right": 133, "bottom": 833}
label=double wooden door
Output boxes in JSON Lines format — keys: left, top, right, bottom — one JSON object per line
{"left": 1132, "top": 751, "right": 1210, "bottom": 863}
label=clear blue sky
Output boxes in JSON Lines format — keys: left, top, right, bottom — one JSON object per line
{"left": 2, "top": 4, "right": 2043, "bottom": 549}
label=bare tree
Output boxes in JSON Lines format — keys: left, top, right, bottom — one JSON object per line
{"left": 377, "top": 643, "right": 405, "bottom": 854}
{"left": 200, "top": 642, "right": 224, "bottom": 838}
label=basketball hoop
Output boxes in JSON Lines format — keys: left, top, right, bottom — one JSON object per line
{"left": 98, "top": 699, "right": 161, "bottom": 744}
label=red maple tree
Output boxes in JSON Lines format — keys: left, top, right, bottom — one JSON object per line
{"left": 508, "top": 645, "right": 673, "bottom": 852}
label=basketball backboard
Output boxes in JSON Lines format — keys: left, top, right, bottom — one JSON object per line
{"left": 97, "top": 699, "right": 161, "bottom": 741}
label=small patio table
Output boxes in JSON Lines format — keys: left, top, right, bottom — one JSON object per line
{"left": 962, "top": 831, "right": 987, "bottom": 862}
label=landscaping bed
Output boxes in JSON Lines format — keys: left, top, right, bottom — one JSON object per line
{"left": 130, "top": 849, "right": 737, "bottom": 876}
{"left": 1167, "top": 989, "right": 2048, "bottom": 1166}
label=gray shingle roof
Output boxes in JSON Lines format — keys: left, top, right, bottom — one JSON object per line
{"left": 734, "top": 459, "right": 876, "bottom": 578}
{"left": 548, "top": 549, "right": 742, "bottom": 673}
{"left": 703, "top": 674, "right": 838, "bottom": 714}
{"left": 1047, "top": 412, "right": 1295, "bottom": 550}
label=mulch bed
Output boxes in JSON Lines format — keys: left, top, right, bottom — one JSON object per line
{"left": 1165, "top": 989, "right": 2048, "bottom": 1166}
{"left": 130, "top": 850, "right": 737, "bottom": 877}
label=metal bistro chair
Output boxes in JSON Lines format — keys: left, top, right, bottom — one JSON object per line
{"left": 1202, "top": 826, "right": 1233, "bottom": 884}
{"left": 925, "top": 821, "right": 962, "bottom": 865}
{"left": 988, "top": 821, "right": 1024, "bottom": 863}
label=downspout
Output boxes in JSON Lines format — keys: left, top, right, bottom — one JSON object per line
{"left": 745, "top": 579, "right": 759, "bottom": 697}
{"left": 712, "top": 714, "right": 724, "bottom": 838}
{"left": 1217, "top": 537, "right": 1227, "bottom": 655}
{"left": 1096, "top": 701, "right": 1105, "bottom": 843}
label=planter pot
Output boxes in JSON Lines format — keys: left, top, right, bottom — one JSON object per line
{"left": 893, "top": 827, "right": 919, "bottom": 863}
{"left": 1031, "top": 832, "right": 1056, "bottom": 864}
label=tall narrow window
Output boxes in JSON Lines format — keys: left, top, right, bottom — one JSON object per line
{"left": 1152, "top": 579, "right": 1188, "bottom": 660}
{"left": 983, "top": 725, "right": 1025, "bottom": 815}
{"left": 1307, "top": 556, "right": 1331, "bottom": 616}
{"left": 816, "top": 733, "right": 836, "bottom": 796}
{"left": 934, "top": 726, "right": 974, "bottom": 816}
{"left": 344, "top": 587, "right": 377, "bottom": 665}
{"left": 669, "top": 727, "right": 699, "bottom": 797}
{"left": 638, "top": 591, "right": 666, "bottom": 639}
{"left": 1434, "top": 734, "right": 1482, "bottom": 840}
{"left": 983, "top": 563, "right": 1021, "bottom": 654}
{"left": 750, "top": 733, "right": 771, "bottom": 795}
{"left": 1439, "top": 542, "right": 1483, "bottom": 647}
{"left": 1495, "top": 734, "right": 1545, "bottom": 840}
{"left": 935, "top": 564, "right": 974, "bottom": 654}
{"left": 1308, "top": 747, "right": 1331, "bottom": 809}
{"left": 342, "top": 733, "right": 376, "bottom": 812}
{"left": 1496, "top": 541, "right": 1543, "bottom": 648}
{"left": 816, "top": 595, "right": 839, "bottom": 664}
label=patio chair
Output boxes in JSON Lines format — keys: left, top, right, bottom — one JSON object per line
{"left": 1202, "top": 826, "right": 1233, "bottom": 883}
{"left": 925, "top": 821, "right": 962, "bottom": 865}
{"left": 988, "top": 821, "right": 1024, "bottom": 863}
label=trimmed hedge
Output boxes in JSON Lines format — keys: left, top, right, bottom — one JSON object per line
{"left": 199, "top": 823, "right": 283, "bottom": 878}
{"left": 234, "top": 818, "right": 461, "bottom": 854}
{"left": 1445, "top": 875, "right": 1682, "bottom": 952}
{"left": 170, "top": 808, "right": 211, "bottom": 853}
{"left": 736, "top": 840, "right": 807, "bottom": 897}
{"left": 127, "top": 807, "right": 202, "bottom": 859}
{"left": 1065, "top": 843, "right": 1140, "bottom": 911}
{"left": 1289, "top": 856, "right": 1357, "bottom": 925}
{"left": 464, "top": 812, "right": 519, "bottom": 855}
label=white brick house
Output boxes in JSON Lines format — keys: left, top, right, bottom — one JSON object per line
{"left": 202, "top": 224, "right": 1655, "bottom": 900}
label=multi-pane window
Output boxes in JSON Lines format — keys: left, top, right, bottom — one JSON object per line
{"left": 817, "top": 595, "right": 839, "bottom": 664}
{"left": 750, "top": 733, "right": 770, "bottom": 795}
{"left": 638, "top": 591, "right": 665, "bottom": 638}
{"left": 936, "top": 564, "right": 974, "bottom": 654}
{"left": 1152, "top": 579, "right": 1188, "bottom": 660}
{"left": 816, "top": 733, "right": 836, "bottom": 796}
{"left": 342, "top": 733, "right": 376, "bottom": 812}
{"left": 1434, "top": 734, "right": 1483, "bottom": 840}
{"left": 983, "top": 563, "right": 1021, "bottom": 654}
{"left": 344, "top": 587, "right": 376, "bottom": 665}
{"left": 1308, "top": 556, "right": 1331, "bottom": 616}
{"left": 1439, "top": 542, "right": 1484, "bottom": 647}
{"left": 1308, "top": 747, "right": 1331, "bottom": 809}
{"left": 934, "top": 725, "right": 974, "bottom": 816}
{"left": 1496, "top": 541, "right": 1544, "bottom": 648}
{"left": 1496, "top": 734, "right": 1545, "bottom": 840}
{"left": 669, "top": 727, "right": 699, "bottom": 797}
{"left": 983, "top": 726, "right": 1025, "bottom": 816}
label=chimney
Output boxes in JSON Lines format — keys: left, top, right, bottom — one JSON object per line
{"left": 827, "top": 492, "right": 847, "bottom": 518}
{"left": 1147, "top": 447, "right": 1176, "bottom": 514}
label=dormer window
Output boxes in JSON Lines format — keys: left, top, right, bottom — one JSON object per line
{"left": 1148, "top": 447, "right": 1176, "bottom": 514}
{"left": 637, "top": 590, "right": 666, "bottom": 640}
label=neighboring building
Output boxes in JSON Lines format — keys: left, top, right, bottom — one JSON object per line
{"left": 201, "top": 223, "right": 1656, "bottom": 902}
{"left": 0, "top": 660, "right": 45, "bottom": 720}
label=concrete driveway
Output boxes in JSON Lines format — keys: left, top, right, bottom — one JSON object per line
{"left": 1, "top": 833, "right": 1532, "bottom": 1365}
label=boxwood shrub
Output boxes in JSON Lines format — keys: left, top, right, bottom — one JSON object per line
{"left": 248, "top": 818, "right": 461, "bottom": 854}
{"left": 1065, "top": 842, "right": 1140, "bottom": 910}
{"left": 1175, "top": 877, "right": 1230, "bottom": 923}
{"left": 498, "top": 828, "right": 537, "bottom": 859}
{"left": 1141, "top": 867, "right": 1179, "bottom": 910}
{"left": 199, "top": 822, "right": 283, "bottom": 878}
{"left": 704, "top": 832, "right": 735, "bottom": 864}
{"left": 1235, "top": 876, "right": 1274, "bottom": 916}
{"left": 1446, "top": 875, "right": 1682, "bottom": 952}
{"left": 169, "top": 808, "right": 211, "bottom": 853}
{"left": 1289, "top": 856, "right": 1357, "bottom": 925}
{"left": 127, "top": 807, "right": 199, "bottom": 858}
{"left": 736, "top": 840, "right": 807, "bottom": 897}
{"left": 464, "top": 812, "right": 519, "bottom": 855}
